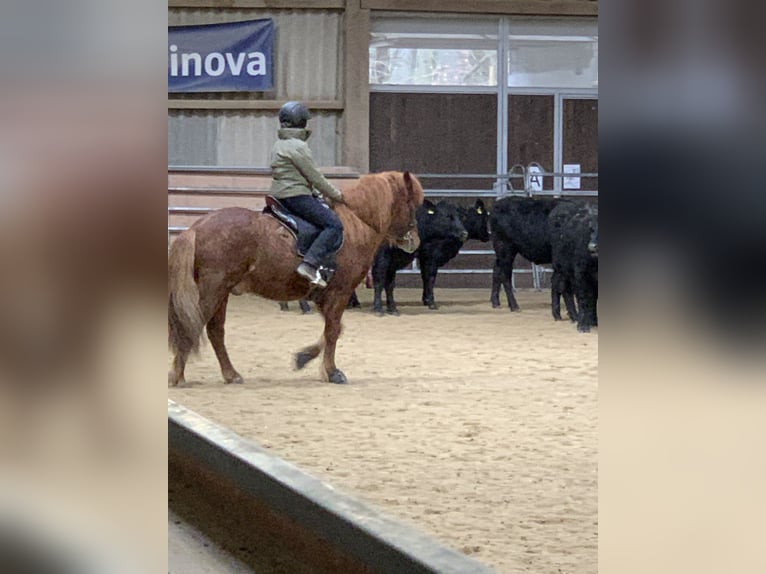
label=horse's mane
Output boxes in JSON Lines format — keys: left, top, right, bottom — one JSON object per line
{"left": 339, "top": 171, "right": 423, "bottom": 243}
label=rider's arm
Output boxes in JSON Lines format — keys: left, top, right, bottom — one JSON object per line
{"left": 291, "top": 144, "right": 344, "bottom": 203}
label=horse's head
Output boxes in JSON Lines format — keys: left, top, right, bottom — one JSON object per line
{"left": 388, "top": 171, "right": 423, "bottom": 253}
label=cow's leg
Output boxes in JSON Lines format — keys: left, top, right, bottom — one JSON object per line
{"left": 492, "top": 240, "right": 519, "bottom": 311}
{"left": 206, "top": 295, "right": 244, "bottom": 384}
{"left": 575, "top": 272, "right": 597, "bottom": 333}
{"left": 299, "top": 299, "right": 312, "bottom": 313}
{"left": 279, "top": 301, "right": 289, "bottom": 311}
{"left": 563, "top": 286, "right": 578, "bottom": 322}
{"left": 346, "top": 291, "right": 361, "bottom": 309}
{"left": 372, "top": 251, "right": 388, "bottom": 315}
{"left": 491, "top": 261, "right": 503, "bottom": 308}
{"left": 423, "top": 266, "right": 439, "bottom": 310}
{"left": 319, "top": 296, "right": 348, "bottom": 384}
{"left": 384, "top": 268, "right": 399, "bottom": 315}
{"left": 551, "top": 271, "right": 563, "bottom": 321}
{"left": 502, "top": 253, "right": 519, "bottom": 311}
{"left": 419, "top": 260, "right": 437, "bottom": 309}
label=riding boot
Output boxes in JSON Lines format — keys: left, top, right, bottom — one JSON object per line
{"left": 296, "top": 261, "right": 327, "bottom": 288}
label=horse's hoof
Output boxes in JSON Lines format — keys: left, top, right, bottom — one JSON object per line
{"left": 428, "top": 303, "right": 438, "bottom": 310}
{"left": 224, "top": 374, "right": 244, "bottom": 385}
{"left": 295, "top": 351, "right": 314, "bottom": 370}
{"left": 386, "top": 308, "right": 400, "bottom": 316}
{"left": 510, "top": 306, "right": 520, "bottom": 312}
{"left": 168, "top": 372, "right": 183, "bottom": 387}
{"left": 491, "top": 303, "right": 501, "bottom": 309}
{"left": 328, "top": 369, "right": 348, "bottom": 384}
{"left": 373, "top": 306, "right": 384, "bottom": 316}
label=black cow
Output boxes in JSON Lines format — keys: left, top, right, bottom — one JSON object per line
{"left": 489, "top": 196, "right": 576, "bottom": 320}
{"left": 549, "top": 202, "right": 598, "bottom": 332}
{"left": 373, "top": 199, "right": 489, "bottom": 315}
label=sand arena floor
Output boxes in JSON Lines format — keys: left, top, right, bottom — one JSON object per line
{"left": 169, "top": 287, "right": 598, "bottom": 574}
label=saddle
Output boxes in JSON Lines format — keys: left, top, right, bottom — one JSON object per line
{"left": 263, "top": 195, "right": 338, "bottom": 283}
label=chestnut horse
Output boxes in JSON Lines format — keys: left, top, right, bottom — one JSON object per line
{"left": 168, "top": 171, "right": 423, "bottom": 386}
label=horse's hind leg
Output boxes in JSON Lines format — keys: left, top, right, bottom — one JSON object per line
{"left": 169, "top": 349, "right": 190, "bottom": 387}
{"left": 295, "top": 337, "right": 324, "bottom": 370}
{"left": 207, "top": 294, "right": 244, "bottom": 384}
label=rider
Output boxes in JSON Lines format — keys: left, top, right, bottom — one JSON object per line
{"left": 270, "top": 101, "right": 345, "bottom": 289}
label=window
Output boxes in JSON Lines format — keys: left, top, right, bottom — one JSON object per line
{"left": 370, "top": 19, "right": 498, "bottom": 87}
{"left": 508, "top": 19, "right": 598, "bottom": 89}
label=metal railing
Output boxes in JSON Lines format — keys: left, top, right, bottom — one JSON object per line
{"left": 168, "top": 165, "right": 598, "bottom": 290}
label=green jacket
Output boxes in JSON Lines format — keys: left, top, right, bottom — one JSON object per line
{"left": 269, "top": 128, "right": 343, "bottom": 202}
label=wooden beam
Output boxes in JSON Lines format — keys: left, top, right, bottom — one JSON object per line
{"left": 342, "top": 0, "right": 370, "bottom": 172}
{"left": 168, "top": 0, "right": 345, "bottom": 9}
{"left": 168, "top": 99, "right": 344, "bottom": 111}
{"left": 360, "top": 0, "right": 598, "bottom": 17}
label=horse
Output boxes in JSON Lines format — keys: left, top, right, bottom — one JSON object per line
{"left": 168, "top": 171, "right": 424, "bottom": 386}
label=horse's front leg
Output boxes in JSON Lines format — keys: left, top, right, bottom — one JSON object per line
{"left": 319, "top": 296, "right": 348, "bottom": 384}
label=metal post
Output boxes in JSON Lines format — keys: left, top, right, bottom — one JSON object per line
{"left": 495, "top": 17, "right": 510, "bottom": 196}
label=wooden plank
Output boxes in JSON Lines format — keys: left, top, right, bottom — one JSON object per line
{"left": 169, "top": 0, "right": 344, "bottom": 9}
{"left": 168, "top": 194, "right": 267, "bottom": 210}
{"left": 360, "top": 0, "right": 598, "bottom": 16}
{"left": 168, "top": 165, "right": 359, "bottom": 176}
{"left": 169, "top": 213, "right": 217, "bottom": 227}
{"left": 168, "top": 99, "right": 345, "bottom": 111}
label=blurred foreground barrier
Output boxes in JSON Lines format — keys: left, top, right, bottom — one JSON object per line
{"left": 168, "top": 400, "right": 496, "bottom": 574}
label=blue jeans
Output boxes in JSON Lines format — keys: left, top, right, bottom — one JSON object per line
{"left": 280, "top": 195, "right": 343, "bottom": 268}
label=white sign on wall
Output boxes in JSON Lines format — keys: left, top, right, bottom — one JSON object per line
{"left": 564, "top": 163, "right": 581, "bottom": 189}
{"left": 526, "top": 164, "right": 543, "bottom": 192}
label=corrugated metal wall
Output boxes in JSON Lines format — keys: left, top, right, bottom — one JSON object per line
{"left": 168, "top": 8, "right": 343, "bottom": 166}
{"left": 168, "top": 110, "right": 339, "bottom": 167}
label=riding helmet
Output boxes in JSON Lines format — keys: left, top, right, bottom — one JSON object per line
{"left": 279, "top": 101, "right": 310, "bottom": 128}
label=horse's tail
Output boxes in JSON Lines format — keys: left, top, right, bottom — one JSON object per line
{"left": 168, "top": 228, "right": 204, "bottom": 355}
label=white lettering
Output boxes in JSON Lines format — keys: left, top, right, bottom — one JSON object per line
{"left": 181, "top": 52, "right": 202, "bottom": 76}
{"left": 204, "top": 53, "right": 225, "bottom": 76}
{"left": 169, "top": 44, "right": 178, "bottom": 76}
{"left": 246, "top": 52, "right": 266, "bottom": 76}
{"left": 225, "top": 52, "right": 246, "bottom": 76}
{"left": 168, "top": 48, "right": 268, "bottom": 78}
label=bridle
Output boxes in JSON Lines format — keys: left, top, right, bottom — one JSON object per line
{"left": 393, "top": 204, "right": 419, "bottom": 253}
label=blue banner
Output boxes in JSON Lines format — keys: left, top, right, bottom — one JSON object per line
{"left": 168, "top": 19, "right": 274, "bottom": 92}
